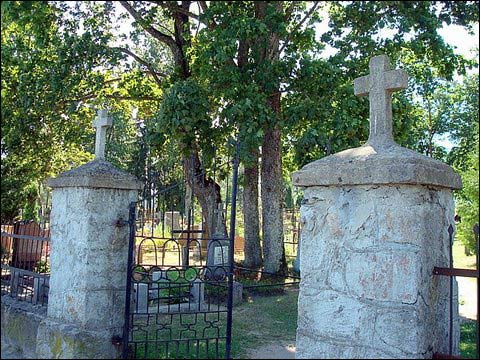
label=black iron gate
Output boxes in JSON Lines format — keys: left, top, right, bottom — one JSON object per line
{"left": 122, "top": 145, "right": 239, "bottom": 359}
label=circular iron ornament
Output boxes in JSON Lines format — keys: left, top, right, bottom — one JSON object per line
{"left": 213, "top": 266, "right": 228, "bottom": 281}
{"left": 184, "top": 267, "right": 200, "bottom": 282}
{"left": 131, "top": 265, "right": 147, "bottom": 282}
{"left": 148, "top": 266, "right": 163, "bottom": 282}
{"left": 166, "top": 266, "right": 180, "bottom": 282}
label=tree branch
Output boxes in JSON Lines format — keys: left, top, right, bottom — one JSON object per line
{"left": 120, "top": 1, "right": 191, "bottom": 78}
{"left": 198, "top": 1, "right": 208, "bottom": 14}
{"left": 112, "top": 46, "right": 167, "bottom": 86}
{"left": 284, "top": 2, "right": 296, "bottom": 22}
{"left": 119, "top": 1, "right": 179, "bottom": 53}
{"left": 277, "top": 1, "right": 320, "bottom": 57}
{"left": 198, "top": 0, "right": 217, "bottom": 29}
{"left": 144, "top": 0, "right": 202, "bottom": 22}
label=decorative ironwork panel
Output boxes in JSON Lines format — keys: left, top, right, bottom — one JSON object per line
{"left": 122, "top": 144, "right": 239, "bottom": 359}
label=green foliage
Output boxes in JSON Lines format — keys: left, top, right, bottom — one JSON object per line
{"left": 155, "top": 78, "right": 214, "bottom": 151}
{"left": 192, "top": 1, "right": 322, "bottom": 164}
{"left": 0, "top": 1, "right": 162, "bottom": 220}
{"left": 1, "top": 1, "right": 117, "bottom": 221}
{"left": 34, "top": 260, "right": 50, "bottom": 274}
{"left": 324, "top": 1, "right": 477, "bottom": 77}
{"left": 311, "top": 1, "right": 479, "bottom": 166}
{"left": 447, "top": 73, "right": 480, "bottom": 170}
{"left": 456, "top": 147, "right": 479, "bottom": 254}
{"left": 2, "top": 0, "right": 478, "bottom": 242}
{"left": 449, "top": 72, "right": 479, "bottom": 255}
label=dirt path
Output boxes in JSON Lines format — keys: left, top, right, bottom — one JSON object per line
{"left": 246, "top": 342, "right": 296, "bottom": 359}
{"left": 458, "top": 277, "right": 478, "bottom": 320}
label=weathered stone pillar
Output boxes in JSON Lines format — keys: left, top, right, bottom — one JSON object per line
{"left": 292, "top": 55, "right": 462, "bottom": 359}
{"left": 36, "top": 160, "right": 141, "bottom": 359}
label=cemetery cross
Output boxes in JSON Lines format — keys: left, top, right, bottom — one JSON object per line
{"left": 353, "top": 54, "right": 408, "bottom": 146}
{"left": 93, "top": 109, "right": 112, "bottom": 159}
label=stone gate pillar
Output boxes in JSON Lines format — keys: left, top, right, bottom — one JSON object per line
{"left": 36, "top": 111, "right": 142, "bottom": 358}
{"left": 292, "top": 55, "right": 462, "bottom": 359}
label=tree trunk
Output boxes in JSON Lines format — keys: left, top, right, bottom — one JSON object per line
{"left": 259, "top": 1, "right": 287, "bottom": 276}
{"left": 183, "top": 148, "right": 227, "bottom": 240}
{"left": 243, "top": 148, "right": 263, "bottom": 269}
{"left": 261, "top": 97, "right": 287, "bottom": 275}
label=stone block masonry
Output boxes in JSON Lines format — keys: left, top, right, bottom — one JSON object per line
{"left": 36, "top": 158, "right": 141, "bottom": 359}
{"left": 296, "top": 185, "right": 458, "bottom": 358}
{"left": 292, "top": 55, "right": 461, "bottom": 359}
{"left": 1, "top": 110, "right": 142, "bottom": 359}
{"left": 1, "top": 296, "right": 46, "bottom": 359}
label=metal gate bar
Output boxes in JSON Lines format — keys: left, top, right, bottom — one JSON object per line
{"left": 433, "top": 224, "right": 479, "bottom": 360}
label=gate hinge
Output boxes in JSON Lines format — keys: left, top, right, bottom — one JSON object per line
{"left": 111, "top": 335, "right": 123, "bottom": 346}
{"left": 116, "top": 218, "right": 130, "bottom": 227}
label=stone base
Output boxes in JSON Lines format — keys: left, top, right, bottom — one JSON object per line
{"left": 295, "top": 184, "right": 459, "bottom": 359}
{"left": 36, "top": 318, "right": 122, "bottom": 359}
{"left": 1, "top": 296, "right": 46, "bottom": 359}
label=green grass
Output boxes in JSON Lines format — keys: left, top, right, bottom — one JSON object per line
{"left": 452, "top": 241, "right": 478, "bottom": 359}
{"left": 460, "top": 320, "right": 478, "bottom": 359}
{"left": 230, "top": 289, "right": 298, "bottom": 359}
{"left": 126, "top": 289, "right": 299, "bottom": 359}
{"left": 128, "top": 312, "right": 228, "bottom": 359}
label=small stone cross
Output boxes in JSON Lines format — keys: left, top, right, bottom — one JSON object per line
{"left": 354, "top": 55, "right": 408, "bottom": 145}
{"left": 92, "top": 109, "right": 112, "bottom": 159}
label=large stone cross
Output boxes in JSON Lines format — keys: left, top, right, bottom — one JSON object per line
{"left": 354, "top": 55, "right": 408, "bottom": 145}
{"left": 92, "top": 109, "right": 112, "bottom": 159}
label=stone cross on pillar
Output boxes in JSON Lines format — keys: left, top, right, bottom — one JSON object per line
{"left": 93, "top": 109, "right": 112, "bottom": 159}
{"left": 292, "top": 54, "right": 462, "bottom": 359}
{"left": 354, "top": 55, "right": 408, "bottom": 146}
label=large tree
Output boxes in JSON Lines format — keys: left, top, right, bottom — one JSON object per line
{"left": 191, "top": 1, "right": 324, "bottom": 274}
{"left": 1, "top": 1, "right": 115, "bottom": 221}
{"left": 117, "top": 1, "right": 233, "bottom": 240}
{"left": 3, "top": 0, "right": 478, "bottom": 262}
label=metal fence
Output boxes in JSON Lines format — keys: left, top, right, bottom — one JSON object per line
{"left": 1, "top": 221, "right": 50, "bottom": 306}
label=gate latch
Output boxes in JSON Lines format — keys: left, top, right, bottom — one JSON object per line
{"left": 116, "top": 218, "right": 130, "bottom": 227}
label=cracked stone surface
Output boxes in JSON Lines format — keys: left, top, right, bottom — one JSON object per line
{"left": 295, "top": 185, "right": 459, "bottom": 359}
{"left": 47, "top": 159, "right": 142, "bottom": 190}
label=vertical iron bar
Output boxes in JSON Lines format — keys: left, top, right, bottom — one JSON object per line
{"left": 122, "top": 202, "right": 136, "bottom": 359}
{"left": 448, "top": 224, "right": 454, "bottom": 356}
{"left": 225, "top": 151, "right": 231, "bottom": 231}
{"left": 225, "top": 141, "right": 239, "bottom": 359}
{"left": 474, "top": 223, "right": 479, "bottom": 360}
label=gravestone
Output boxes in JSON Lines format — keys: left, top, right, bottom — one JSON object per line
{"left": 205, "top": 204, "right": 229, "bottom": 280}
{"left": 164, "top": 211, "right": 182, "bottom": 231}
{"left": 292, "top": 55, "right": 461, "bottom": 359}
{"left": 151, "top": 270, "right": 168, "bottom": 288}
{"left": 190, "top": 278, "right": 205, "bottom": 310}
{"left": 232, "top": 281, "right": 243, "bottom": 306}
{"left": 133, "top": 283, "right": 149, "bottom": 314}
{"left": 205, "top": 234, "right": 229, "bottom": 280}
